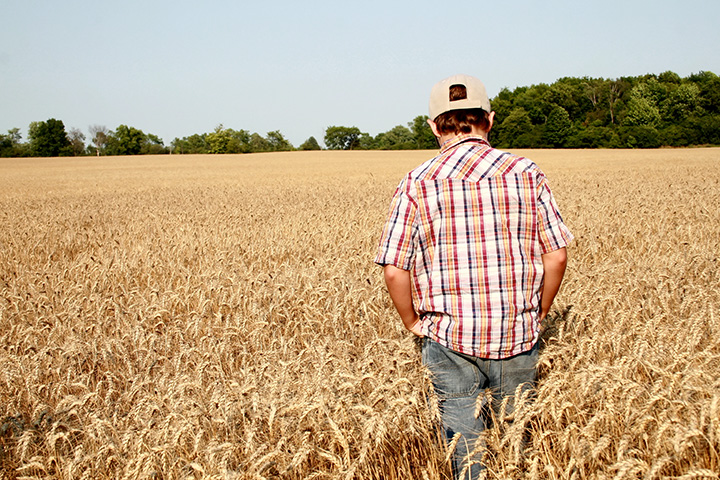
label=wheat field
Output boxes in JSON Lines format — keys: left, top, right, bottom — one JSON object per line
{"left": 0, "top": 148, "right": 719, "bottom": 479}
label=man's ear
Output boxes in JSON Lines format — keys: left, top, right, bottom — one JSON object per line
{"left": 427, "top": 118, "right": 441, "bottom": 138}
{"left": 487, "top": 111, "right": 495, "bottom": 133}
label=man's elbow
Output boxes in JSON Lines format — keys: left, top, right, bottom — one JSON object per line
{"left": 383, "top": 264, "right": 408, "bottom": 284}
{"left": 542, "top": 247, "right": 568, "bottom": 271}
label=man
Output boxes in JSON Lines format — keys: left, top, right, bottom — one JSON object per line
{"left": 375, "top": 74, "right": 572, "bottom": 478}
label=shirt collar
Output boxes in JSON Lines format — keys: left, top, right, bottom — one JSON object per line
{"left": 439, "top": 134, "right": 491, "bottom": 153}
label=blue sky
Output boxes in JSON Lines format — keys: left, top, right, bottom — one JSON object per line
{"left": 1, "top": 0, "right": 718, "bottom": 148}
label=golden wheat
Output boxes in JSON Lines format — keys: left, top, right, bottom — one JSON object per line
{"left": 1, "top": 148, "right": 719, "bottom": 479}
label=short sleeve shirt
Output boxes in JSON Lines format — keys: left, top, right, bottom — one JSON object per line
{"left": 375, "top": 135, "right": 573, "bottom": 359}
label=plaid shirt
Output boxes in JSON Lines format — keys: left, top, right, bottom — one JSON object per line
{"left": 375, "top": 135, "right": 573, "bottom": 359}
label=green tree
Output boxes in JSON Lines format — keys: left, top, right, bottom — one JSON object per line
{"left": 105, "top": 125, "right": 145, "bottom": 155}
{"left": 624, "top": 96, "right": 661, "bottom": 127}
{"left": 299, "top": 136, "right": 321, "bottom": 150}
{"left": 206, "top": 125, "right": 233, "bottom": 154}
{"left": 324, "top": 126, "right": 362, "bottom": 150}
{"left": 689, "top": 71, "right": 720, "bottom": 114}
{"left": 582, "top": 78, "right": 603, "bottom": 111}
{"left": 515, "top": 83, "right": 554, "bottom": 124}
{"left": 410, "top": 115, "right": 436, "bottom": 149}
{"left": 0, "top": 128, "right": 24, "bottom": 157}
{"left": 29, "top": 118, "right": 71, "bottom": 157}
{"left": 172, "top": 134, "right": 208, "bottom": 154}
{"left": 623, "top": 79, "right": 665, "bottom": 127}
{"left": 249, "top": 133, "right": 271, "bottom": 152}
{"left": 228, "top": 129, "right": 252, "bottom": 153}
{"left": 357, "top": 133, "right": 376, "bottom": 150}
{"left": 205, "top": 125, "right": 251, "bottom": 153}
{"left": 6, "top": 128, "right": 21, "bottom": 145}
{"left": 658, "top": 70, "right": 681, "bottom": 84}
{"left": 566, "top": 125, "right": 615, "bottom": 148}
{"left": 490, "top": 88, "right": 515, "bottom": 126}
{"left": 694, "top": 114, "right": 720, "bottom": 144}
{"left": 635, "top": 77, "right": 666, "bottom": 105}
{"left": 543, "top": 106, "right": 573, "bottom": 147}
{"left": 619, "top": 125, "right": 661, "bottom": 148}
{"left": 141, "top": 133, "right": 166, "bottom": 154}
{"left": 0, "top": 134, "right": 11, "bottom": 157}
{"left": 266, "top": 130, "right": 293, "bottom": 151}
{"left": 605, "top": 78, "right": 629, "bottom": 125}
{"left": 497, "top": 108, "right": 533, "bottom": 147}
{"left": 376, "top": 125, "right": 414, "bottom": 150}
{"left": 662, "top": 83, "right": 702, "bottom": 120}
{"left": 547, "top": 79, "right": 583, "bottom": 119}
{"left": 175, "top": 127, "right": 250, "bottom": 154}
{"left": 68, "top": 128, "right": 86, "bottom": 156}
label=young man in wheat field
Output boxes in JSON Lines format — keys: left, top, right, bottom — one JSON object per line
{"left": 375, "top": 74, "right": 573, "bottom": 478}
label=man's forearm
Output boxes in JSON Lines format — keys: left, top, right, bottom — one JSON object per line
{"left": 383, "top": 265, "right": 422, "bottom": 336}
{"left": 540, "top": 247, "right": 568, "bottom": 320}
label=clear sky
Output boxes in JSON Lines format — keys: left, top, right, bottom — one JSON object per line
{"left": 1, "top": 0, "right": 718, "bottom": 148}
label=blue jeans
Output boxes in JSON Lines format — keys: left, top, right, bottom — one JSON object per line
{"left": 421, "top": 338, "right": 539, "bottom": 480}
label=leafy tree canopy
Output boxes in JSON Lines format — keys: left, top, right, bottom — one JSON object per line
{"left": 173, "top": 127, "right": 292, "bottom": 154}
{"left": 324, "top": 126, "right": 361, "bottom": 150}
{"left": 299, "top": 136, "right": 321, "bottom": 151}
{"left": 105, "top": 125, "right": 147, "bottom": 156}
{"left": 249, "top": 133, "right": 272, "bottom": 153}
{"left": 488, "top": 70, "right": 719, "bottom": 148}
{"left": 0, "top": 128, "right": 26, "bottom": 157}
{"left": 544, "top": 106, "right": 573, "bottom": 147}
{"left": 375, "top": 125, "right": 414, "bottom": 150}
{"left": 29, "top": 118, "right": 71, "bottom": 157}
{"left": 410, "top": 115, "right": 437, "bottom": 150}
{"left": 266, "top": 130, "right": 293, "bottom": 152}
{"left": 102, "top": 125, "right": 168, "bottom": 156}
{"left": 68, "top": 128, "right": 86, "bottom": 156}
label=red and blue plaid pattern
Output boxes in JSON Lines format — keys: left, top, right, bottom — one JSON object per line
{"left": 375, "top": 135, "right": 573, "bottom": 359}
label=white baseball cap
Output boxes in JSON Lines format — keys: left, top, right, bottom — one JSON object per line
{"left": 429, "top": 74, "right": 491, "bottom": 121}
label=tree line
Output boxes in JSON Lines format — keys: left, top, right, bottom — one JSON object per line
{"left": 489, "top": 70, "right": 720, "bottom": 148}
{"left": 0, "top": 122, "right": 305, "bottom": 158}
{"left": 2, "top": 70, "right": 718, "bottom": 157}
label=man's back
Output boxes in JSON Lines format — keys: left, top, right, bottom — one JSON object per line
{"left": 376, "top": 134, "right": 572, "bottom": 358}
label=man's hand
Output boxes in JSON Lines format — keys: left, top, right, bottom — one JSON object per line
{"left": 383, "top": 265, "right": 424, "bottom": 337}
{"left": 407, "top": 316, "right": 424, "bottom": 337}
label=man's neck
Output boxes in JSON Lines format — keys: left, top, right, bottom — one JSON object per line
{"left": 438, "top": 129, "right": 488, "bottom": 147}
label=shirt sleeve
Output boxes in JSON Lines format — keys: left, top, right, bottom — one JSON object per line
{"left": 536, "top": 175, "right": 574, "bottom": 253}
{"left": 374, "top": 179, "right": 418, "bottom": 270}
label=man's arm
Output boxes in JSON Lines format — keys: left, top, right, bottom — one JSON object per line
{"left": 383, "top": 265, "right": 423, "bottom": 337}
{"left": 540, "top": 247, "right": 568, "bottom": 321}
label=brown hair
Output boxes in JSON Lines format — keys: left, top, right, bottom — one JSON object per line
{"left": 434, "top": 108, "right": 492, "bottom": 135}
{"left": 433, "top": 84, "right": 492, "bottom": 135}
